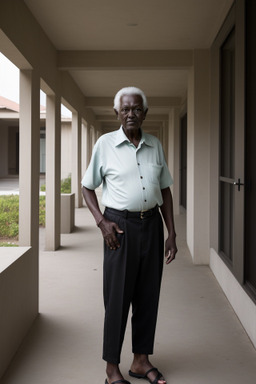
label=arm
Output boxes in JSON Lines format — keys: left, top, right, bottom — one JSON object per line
{"left": 160, "top": 187, "right": 177, "bottom": 264}
{"left": 82, "top": 186, "right": 123, "bottom": 250}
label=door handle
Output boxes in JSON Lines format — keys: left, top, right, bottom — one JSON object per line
{"left": 220, "top": 176, "right": 244, "bottom": 191}
{"left": 233, "top": 178, "right": 244, "bottom": 191}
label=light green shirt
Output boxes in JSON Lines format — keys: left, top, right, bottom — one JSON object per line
{"left": 82, "top": 126, "right": 173, "bottom": 211}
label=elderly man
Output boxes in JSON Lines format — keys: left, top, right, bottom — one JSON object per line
{"left": 82, "top": 87, "right": 177, "bottom": 384}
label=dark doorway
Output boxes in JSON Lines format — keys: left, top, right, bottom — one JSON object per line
{"left": 245, "top": 0, "right": 256, "bottom": 298}
{"left": 219, "top": 27, "right": 235, "bottom": 265}
{"left": 16, "top": 132, "right": 19, "bottom": 174}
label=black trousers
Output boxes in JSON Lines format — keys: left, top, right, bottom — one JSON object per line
{"left": 102, "top": 206, "right": 164, "bottom": 364}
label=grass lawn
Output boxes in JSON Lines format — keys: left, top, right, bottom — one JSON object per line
{"left": 0, "top": 176, "right": 71, "bottom": 246}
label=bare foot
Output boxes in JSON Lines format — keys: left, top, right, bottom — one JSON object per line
{"left": 106, "top": 363, "right": 124, "bottom": 384}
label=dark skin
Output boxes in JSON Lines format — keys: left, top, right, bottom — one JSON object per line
{"left": 82, "top": 94, "right": 177, "bottom": 384}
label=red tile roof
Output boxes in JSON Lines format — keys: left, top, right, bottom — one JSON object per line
{"left": 0, "top": 96, "right": 19, "bottom": 112}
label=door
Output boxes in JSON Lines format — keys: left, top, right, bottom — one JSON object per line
{"left": 218, "top": 2, "right": 245, "bottom": 284}
{"left": 244, "top": 0, "right": 256, "bottom": 298}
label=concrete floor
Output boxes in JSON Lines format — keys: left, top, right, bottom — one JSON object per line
{"left": 0, "top": 185, "right": 256, "bottom": 383}
{"left": 0, "top": 176, "right": 46, "bottom": 195}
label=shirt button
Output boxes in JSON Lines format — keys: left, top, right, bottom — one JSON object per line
{"left": 144, "top": 200, "right": 147, "bottom": 202}
{"left": 143, "top": 187, "right": 145, "bottom": 190}
{"left": 138, "top": 163, "right": 140, "bottom": 166}
{"left": 140, "top": 176, "right": 143, "bottom": 179}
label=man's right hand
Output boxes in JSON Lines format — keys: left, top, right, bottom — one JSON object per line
{"left": 98, "top": 218, "right": 124, "bottom": 250}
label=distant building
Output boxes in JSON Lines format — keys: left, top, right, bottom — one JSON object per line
{"left": 0, "top": 96, "right": 72, "bottom": 179}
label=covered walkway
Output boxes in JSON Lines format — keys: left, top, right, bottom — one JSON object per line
{"left": 1, "top": 205, "right": 256, "bottom": 384}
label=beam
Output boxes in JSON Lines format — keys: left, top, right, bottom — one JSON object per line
{"left": 84, "top": 97, "right": 182, "bottom": 108}
{"left": 96, "top": 114, "right": 169, "bottom": 122}
{"left": 58, "top": 50, "right": 193, "bottom": 70}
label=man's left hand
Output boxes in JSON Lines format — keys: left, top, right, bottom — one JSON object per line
{"left": 165, "top": 235, "right": 177, "bottom": 264}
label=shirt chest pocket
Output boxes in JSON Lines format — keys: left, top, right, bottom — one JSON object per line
{"left": 142, "top": 163, "right": 163, "bottom": 185}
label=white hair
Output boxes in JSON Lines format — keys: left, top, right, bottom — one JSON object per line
{"left": 113, "top": 87, "right": 148, "bottom": 111}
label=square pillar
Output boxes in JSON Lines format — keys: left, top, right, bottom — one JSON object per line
{"left": 45, "top": 94, "right": 61, "bottom": 251}
{"left": 168, "top": 107, "right": 181, "bottom": 215}
{"left": 72, "top": 111, "right": 82, "bottom": 208}
{"left": 90, "top": 125, "right": 96, "bottom": 150}
{"left": 187, "top": 50, "right": 210, "bottom": 264}
{"left": 81, "top": 122, "right": 89, "bottom": 176}
{"left": 86, "top": 123, "right": 91, "bottom": 167}
{"left": 19, "top": 69, "right": 40, "bottom": 250}
{"left": 19, "top": 69, "right": 40, "bottom": 317}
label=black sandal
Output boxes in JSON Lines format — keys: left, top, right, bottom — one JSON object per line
{"left": 105, "top": 379, "right": 131, "bottom": 384}
{"left": 129, "top": 367, "right": 166, "bottom": 384}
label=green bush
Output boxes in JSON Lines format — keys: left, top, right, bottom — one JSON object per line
{"left": 60, "top": 176, "right": 71, "bottom": 194}
{"left": 39, "top": 196, "right": 46, "bottom": 226}
{"left": 0, "top": 175, "right": 71, "bottom": 241}
{"left": 0, "top": 195, "right": 46, "bottom": 240}
{"left": 0, "top": 242, "right": 18, "bottom": 247}
{"left": 40, "top": 175, "right": 71, "bottom": 194}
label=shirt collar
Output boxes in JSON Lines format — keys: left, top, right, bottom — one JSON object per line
{"left": 115, "top": 126, "right": 154, "bottom": 147}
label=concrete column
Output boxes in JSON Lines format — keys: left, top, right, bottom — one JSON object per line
{"left": 71, "top": 111, "right": 82, "bottom": 208}
{"left": 19, "top": 69, "right": 40, "bottom": 319}
{"left": 91, "top": 125, "right": 96, "bottom": 148}
{"left": 81, "top": 122, "right": 90, "bottom": 177}
{"left": 45, "top": 94, "right": 61, "bottom": 251}
{"left": 162, "top": 121, "right": 168, "bottom": 156}
{"left": 86, "top": 124, "right": 91, "bottom": 167}
{"left": 19, "top": 69, "right": 40, "bottom": 250}
{"left": 168, "top": 107, "right": 180, "bottom": 215}
{"left": 187, "top": 50, "right": 210, "bottom": 264}
{"left": 89, "top": 126, "right": 93, "bottom": 158}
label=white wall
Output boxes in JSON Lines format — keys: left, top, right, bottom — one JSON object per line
{"left": 210, "top": 248, "right": 256, "bottom": 349}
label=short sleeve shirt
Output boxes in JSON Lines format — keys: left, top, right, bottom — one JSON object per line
{"left": 81, "top": 126, "right": 173, "bottom": 211}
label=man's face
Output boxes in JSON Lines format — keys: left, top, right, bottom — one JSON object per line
{"left": 115, "top": 94, "right": 148, "bottom": 131}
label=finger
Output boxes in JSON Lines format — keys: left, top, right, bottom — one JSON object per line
{"left": 165, "top": 250, "right": 176, "bottom": 264}
{"left": 114, "top": 224, "right": 124, "bottom": 234}
{"left": 165, "top": 250, "right": 171, "bottom": 259}
{"left": 107, "top": 235, "right": 120, "bottom": 250}
{"left": 104, "top": 235, "right": 113, "bottom": 249}
{"left": 166, "top": 255, "right": 175, "bottom": 264}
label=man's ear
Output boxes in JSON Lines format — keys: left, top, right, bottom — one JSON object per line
{"left": 114, "top": 109, "right": 119, "bottom": 119}
{"left": 143, "top": 108, "right": 148, "bottom": 120}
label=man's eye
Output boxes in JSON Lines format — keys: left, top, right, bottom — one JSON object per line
{"left": 136, "top": 108, "right": 142, "bottom": 112}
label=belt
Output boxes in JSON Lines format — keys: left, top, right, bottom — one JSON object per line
{"left": 105, "top": 206, "right": 158, "bottom": 220}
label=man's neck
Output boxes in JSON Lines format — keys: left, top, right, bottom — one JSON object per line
{"left": 122, "top": 127, "right": 141, "bottom": 147}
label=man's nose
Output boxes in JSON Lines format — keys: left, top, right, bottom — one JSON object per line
{"left": 128, "top": 109, "right": 135, "bottom": 117}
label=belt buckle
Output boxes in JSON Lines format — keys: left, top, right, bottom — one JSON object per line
{"left": 140, "top": 211, "right": 144, "bottom": 219}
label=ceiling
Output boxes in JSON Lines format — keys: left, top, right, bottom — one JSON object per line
{"left": 24, "top": 0, "right": 234, "bottom": 129}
